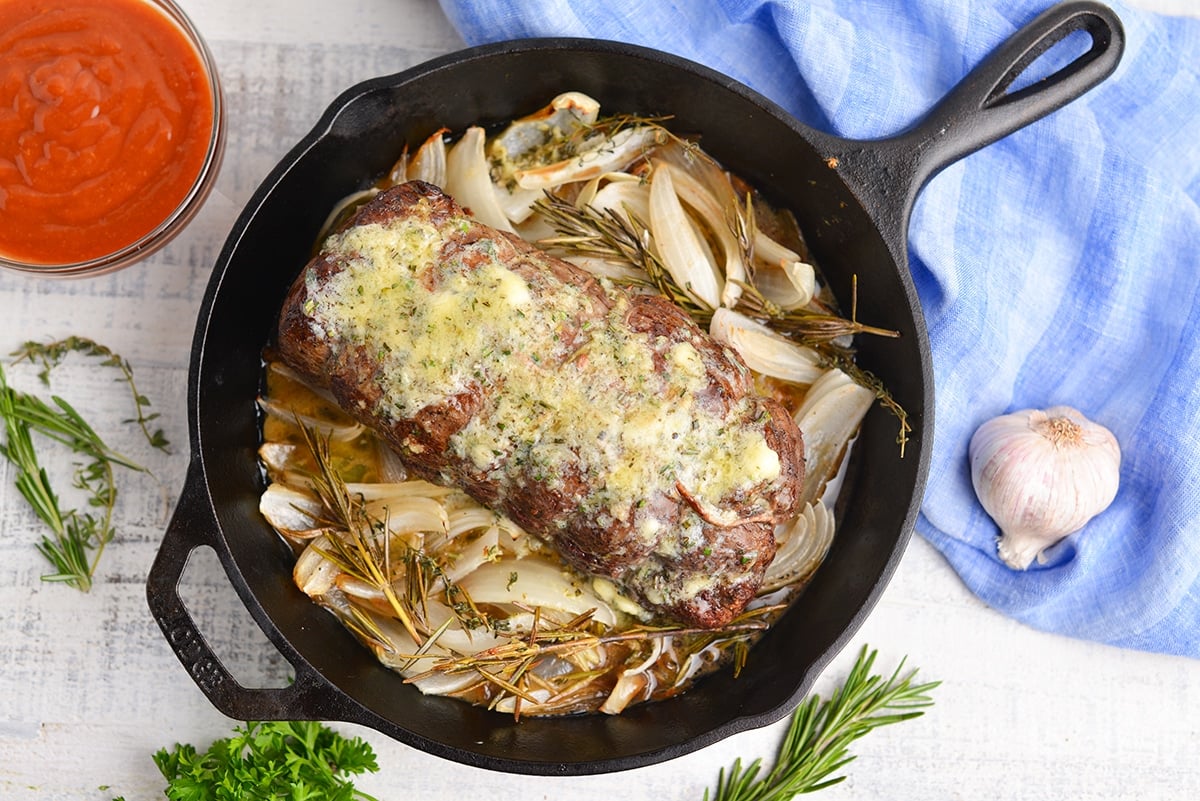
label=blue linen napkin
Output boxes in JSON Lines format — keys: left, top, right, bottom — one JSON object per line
{"left": 437, "top": 0, "right": 1200, "bottom": 658}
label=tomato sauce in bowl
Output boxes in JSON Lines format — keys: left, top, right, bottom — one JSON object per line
{"left": 0, "top": 0, "right": 223, "bottom": 275}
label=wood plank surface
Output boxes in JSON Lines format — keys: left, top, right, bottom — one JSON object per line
{"left": 1, "top": 1, "right": 1196, "bottom": 799}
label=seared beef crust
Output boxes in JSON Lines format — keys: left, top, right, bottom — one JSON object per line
{"left": 277, "top": 181, "right": 804, "bottom": 627}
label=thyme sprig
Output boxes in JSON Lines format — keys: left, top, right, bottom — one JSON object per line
{"left": 13, "top": 335, "right": 170, "bottom": 452}
{"left": 705, "top": 646, "right": 938, "bottom": 800}
{"left": 0, "top": 358, "right": 148, "bottom": 591}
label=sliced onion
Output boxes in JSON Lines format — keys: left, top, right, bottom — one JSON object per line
{"left": 659, "top": 162, "right": 747, "bottom": 308}
{"left": 336, "top": 573, "right": 387, "bottom": 605}
{"left": 649, "top": 165, "right": 721, "bottom": 309}
{"left": 489, "top": 93, "right": 605, "bottom": 223}
{"left": 794, "top": 368, "right": 875, "bottom": 504}
{"left": 419, "top": 598, "right": 508, "bottom": 654}
{"left": 599, "top": 671, "right": 649, "bottom": 715}
{"left": 491, "top": 91, "right": 601, "bottom": 163}
{"left": 446, "top": 506, "right": 502, "bottom": 538}
{"left": 265, "top": 360, "right": 339, "bottom": 405}
{"left": 364, "top": 496, "right": 449, "bottom": 538}
{"left": 294, "top": 535, "right": 341, "bottom": 597}
{"left": 442, "top": 524, "right": 501, "bottom": 583}
{"left": 762, "top": 501, "right": 835, "bottom": 591}
{"left": 258, "top": 442, "right": 302, "bottom": 475}
{"left": 444, "top": 126, "right": 515, "bottom": 232}
{"left": 755, "top": 228, "right": 802, "bottom": 266}
{"left": 515, "top": 212, "right": 559, "bottom": 244}
{"left": 376, "top": 443, "right": 408, "bottom": 482}
{"left": 562, "top": 255, "right": 647, "bottom": 283}
{"left": 257, "top": 396, "right": 364, "bottom": 442}
{"left": 457, "top": 559, "right": 618, "bottom": 627}
{"left": 492, "top": 688, "right": 553, "bottom": 714}
{"left": 407, "top": 128, "right": 448, "bottom": 187}
{"left": 709, "top": 308, "right": 823, "bottom": 385}
{"left": 259, "top": 483, "right": 323, "bottom": 533}
{"left": 574, "top": 170, "right": 641, "bottom": 209}
{"left": 363, "top": 613, "right": 482, "bottom": 695}
{"left": 754, "top": 259, "right": 816, "bottom": 310}
{"left": 515, "top": 126, "right": 658, "bottom": 191}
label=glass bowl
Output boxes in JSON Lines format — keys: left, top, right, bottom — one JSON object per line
{"left": 0, "top": 0, "right": 225, "bottom": 278}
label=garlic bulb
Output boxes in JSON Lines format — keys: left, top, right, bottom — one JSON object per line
{"left": 969, "top": 406, "right": 1120, "bottom": 570}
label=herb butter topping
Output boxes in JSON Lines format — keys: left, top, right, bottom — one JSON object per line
{"left": 303, "top": 197, "right": 782, "bottom": 529}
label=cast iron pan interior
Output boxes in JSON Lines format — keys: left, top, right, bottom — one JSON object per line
{"left": 148, "top": 2, "right": 1122, "bottom": 775}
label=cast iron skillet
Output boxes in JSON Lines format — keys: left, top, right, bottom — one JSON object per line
{"left": 147, "top": 1, "right": 1122, "bottom": 776}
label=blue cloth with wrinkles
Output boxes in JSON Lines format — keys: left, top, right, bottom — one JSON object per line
{"left": 437, "top": 0, "right": 1200, "bottom": 658}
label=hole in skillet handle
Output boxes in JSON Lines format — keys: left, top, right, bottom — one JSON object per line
{"left": 985, "top": 1, "right": 1122, "bottom": 109}
{"left": 901, "top": 0, "right": 1124, "bottom": 187}
{"left": 145, "top": 459, "right": 342, "bottom": 723}
{"left": 814, "top": 0, "right": 1124, "bottom": 258}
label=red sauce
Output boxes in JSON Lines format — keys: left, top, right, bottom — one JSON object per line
{"left": 0, "top": 0, "right": 215, "bottom": 265}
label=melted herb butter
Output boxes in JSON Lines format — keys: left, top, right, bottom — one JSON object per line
{"left": 305, "top": 204, "right": 781, "bottom": 527}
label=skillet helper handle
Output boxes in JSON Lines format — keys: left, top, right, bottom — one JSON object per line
{"left": 901, "top": 0, "right": 1125, "bottom": 187}
{"left": 146, "top": 459, "right": 334, "bottom": 721}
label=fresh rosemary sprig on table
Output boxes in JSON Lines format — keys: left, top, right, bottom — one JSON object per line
{"left": 0, "top": 363, "right": 144, "bottom": 591}
{"left": 0, "top": 337, "right": 164, "bottom": 591}
{"left": 705, "top": 645, "right": 938, "bottom": 800}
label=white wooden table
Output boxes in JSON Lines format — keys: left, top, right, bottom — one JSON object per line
{"left": 1, "top": 1, "right": 1197, "bottom": 798}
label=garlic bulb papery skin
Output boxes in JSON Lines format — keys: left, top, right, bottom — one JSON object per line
{"left": 969, "top": 406, "right": 1121, "bottom": 570}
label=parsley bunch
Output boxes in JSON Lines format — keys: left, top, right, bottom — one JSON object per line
{"left": 124, "top": 721, "right": 380, "bottom": 801}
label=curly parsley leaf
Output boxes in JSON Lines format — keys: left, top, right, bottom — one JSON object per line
{"left": 120, "top": 721, "right": 380, "bottom": 801}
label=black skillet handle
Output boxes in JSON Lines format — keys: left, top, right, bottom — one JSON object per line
{"left": 822, "top": 1, "right": 1124, "bottom": 255}
{"left": 146, "top": 459, "right": 337, "bottom": 721}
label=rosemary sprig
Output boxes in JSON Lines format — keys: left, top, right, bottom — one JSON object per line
{"left": 13, "top": 335, "right": 170, "bottom": 452}
{"left": 535, "top": 193, "right": 714, "bottom": 319}
{"left": 405, "top": 604, "right": 781, "bottom": 719}
{"left": 705, "top": 645, "right": 938, "bottom": 800}
{"left": 298, "top": 423, "right": 424, "bottom": 645}
{"left": 0, "top": 360, "right": 148, "bottom": 591}
{"left": 732, "top": 278, "right": 900, "bottom": 346}
{"left": 535, "top": 196, "right": 911, "bottom": 453}
{"left": 298, "top": 422, "right": 487, "bottom": 649}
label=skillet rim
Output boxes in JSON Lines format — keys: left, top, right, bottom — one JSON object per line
{"left": 177, "top": 36, "right": 932, "bottom": 775}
